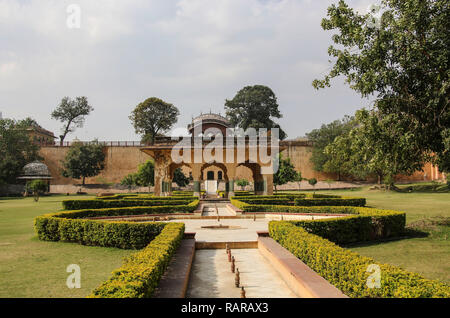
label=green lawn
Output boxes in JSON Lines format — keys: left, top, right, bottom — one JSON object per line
{"left": 286, "top": 187, "right": 450, "bottom": 283}
{"left": 0, "top": 195, "right": 135, "bottom": 298}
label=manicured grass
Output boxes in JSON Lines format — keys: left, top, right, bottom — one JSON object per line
{"left": 285, "top": 187, "right": 450, "bottom": 283}
{"left": 0, "top": 195, "right": 135, "bottom": 298}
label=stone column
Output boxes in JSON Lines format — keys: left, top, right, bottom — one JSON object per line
{"left": 262, "top": 173, "right": 274, "bottom": 196}
{"left": 154, "top": 152, "right": 171, "bottom": 197}
{"left": 226, "top": 164, "right": 236, "bottom": 198}
{"left": 192, "top": 164, "right": 202, "bottom": 197}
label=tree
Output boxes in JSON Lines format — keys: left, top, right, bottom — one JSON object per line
{"left": 61, "top": 141, "right": 105, "bottom": 185}
{"left": 349, "top": 110, "right": 425, "bottom": 187}
{"left": 173, "top": 168, "right": 189, "bottom": 188}
{"left": 313, "top": 0, "right": 449, "bottom": 173}
{"left": 120, "top": 160, "right": 155, "bottom": 192}
{"left": 308, "top": 178, "right": 317, "bottom": 193}
{"left": 26, "top": 180, "right": 48, "bottom": 202}
{"left": 0, "top": 118, "right": 41, "bottom": 185}
{"left": 225, "top": 85, "right": 287, "bottom": 140}
{"left": 236, "top": 179, "right": 250, "bottom": 191}
{"left": 322, "top": 133, "right": 354, "bottom": 179}
{"left": 129, "top": 97, "right": 179, "bottom": 145}
{"left": 306, "top": 116, "right": 355, "bottom": 179}
{"left": 294, "top": 171, "right": 303, "bottom": 191}
{"left": 51, "top": 96, "right": 94, "bottom": 146}
{"left": 273, "top": 154, "right": 297, "bottom": 192}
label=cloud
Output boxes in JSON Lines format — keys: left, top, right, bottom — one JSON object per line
{"left": 0, "top": 0, "right": 370, "bottom": 141}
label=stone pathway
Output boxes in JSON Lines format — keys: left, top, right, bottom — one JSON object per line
{"left": 186, "top": 249, "right": 297, "bottom": 298}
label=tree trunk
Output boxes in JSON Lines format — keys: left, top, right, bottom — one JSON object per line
{"left": 82, "top": 176, "right": 86, "bottom": 186}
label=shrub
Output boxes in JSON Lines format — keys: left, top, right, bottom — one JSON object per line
{"left": 90, "top": 223, "right": 185, "bottom": 298}
{"left": 63, "top": 198, "right": 197, "bottom": 210}
{"left": 294, "top": 197, "right": 366, "bottom": 207}
{"left": 269, "top": 222, "right": 450, "bottom": 298}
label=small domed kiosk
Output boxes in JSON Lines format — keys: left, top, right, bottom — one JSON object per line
{"left": 17, "top": 161, "right": 52, "bottom": 193}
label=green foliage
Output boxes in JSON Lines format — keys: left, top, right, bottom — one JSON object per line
{"left": 0, "top": 118, "right": 41, "bottom": 185}
{"left": 306, "top": 116, "right": 355, "bottom": 178}
{"left": 120, "top": 160, "right": 155, "bottom": 189}
{"left": 51, "top": 96, "right": 93, "bottom": 145}
{"left": 26, "top": 180, "right": 48, "bottom": 201}
{"left": 90, "top": 223, "right": 185, "bottom": 298}
{"left": 62, "top": 198, "right": 197, "bottom": 210}
{"left": 313, "top": 0, "right": 449, "bottom": 173}
{"left": 269, "top": 222, "right": 450, "bottom": 298}
{"left": 274, "top": 154, "right": 297, "bottom": 191}
{"left": 129, "top": 97, "right": 179, "bottom": 145}
{"left": 173, "top": 168, "right": 189, "bottom": 187}
{"left": 225, "top": 85, "right": 287, "bottom": 139}
{"left": 294, "top": 197, "right": 366, "bottom": 207}
{"left": 235, "top": 179, "right": 250, "bottom": 190}
{"left": 61, "top": 141, "right": 105, "bottom": 185}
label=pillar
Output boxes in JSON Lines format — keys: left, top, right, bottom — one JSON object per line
{"left": 226, "top": 164, "right": 236, "bottom": 198}
{"left": 192, "top": 164, "right": 202, "bottom": 197}
{"left": 263, "top": 173, "right": 273, "bottom": 196}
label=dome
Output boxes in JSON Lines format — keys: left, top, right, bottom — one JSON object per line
{"left": 187, "top": 112, "right": 232, "bottom": 135}
{"left": 18, "top": 161, "right": 52, "bottom": 180}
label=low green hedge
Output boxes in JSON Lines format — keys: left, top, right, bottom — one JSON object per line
{"left": 294, "top": 197, "right": 366, "bottom": 207}
{"left": 63, "top": 198, "right": 196, "bottom": 210}
{"left": 90, "top": 222, "right": 185, "bottom": 298}
{"left": 269, "top": 222, "right": 450, "bottom": 298}
{"left": 35, "top": 214, "right": 166, "bottom": 249}
{"left": 235, "top": 198, "right": 292, "bottom": 205}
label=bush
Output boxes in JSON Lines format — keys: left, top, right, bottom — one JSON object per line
{"left": 90, "top": 223, "right": 185, "bottom": 298}
{"left": 63, "top": 198, "right": 197, "bottom": 210}
{"left": 269, "top": 222, "right": 450, "bottom": 298}
{"left": 294, "top": 197, "right": 366, "bottom": 207}
{"left": 35, "top": 215, "right": 166, "bottom": 249}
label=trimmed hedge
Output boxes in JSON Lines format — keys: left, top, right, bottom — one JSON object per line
{"left": 90, "top": 222, "right": 185, "bottom": 298}
{"left": 294, "top": 197, "right": 366, "bottom": 207}
{"left": 232, "top": 195, "right": 365, "bottom": 207}
{"left": 231, "top": 201, "right": 405, "bottom": 244}
{"left": 35, "top": 214, "right": 166, "bottom": 249}
{"left": 269, "top": 222, "right": 450, "bottom": 298}
{"left": 63, "top": 198, "right": 196, "bottom": 210}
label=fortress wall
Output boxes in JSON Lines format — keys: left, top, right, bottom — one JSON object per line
{"left": 40, "top": 143, "right": 442, "bottom": 186}
{"left": 40, "top": 146, "right": 151, "bottom": 185}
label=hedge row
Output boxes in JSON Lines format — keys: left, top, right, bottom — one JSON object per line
{"left": 97, "top": 194, "right": 196, "bottom": 201}
{"left": 269, "top": 222, "right": 450, "bottom": 298}
{"left": 35, "top": 213, "right": 166, "bottom": 249}
{"left": 232, "top": 201, "right": 405, "bottom": 244}
{"left": 56, "top": 200, "right": 199, "bottom": 220}
{"left": 90, "top": 223, "right": 185, "bottom": 298}
{"left": 63, "top": 198, "right": 197, "bottom": 210}
{"left": 294, "top": 197, "right": 366, "bottom": 207}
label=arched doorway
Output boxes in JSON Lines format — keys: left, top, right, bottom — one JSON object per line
{"left": 201, "top": 162, "right": 228, "bottom": 195}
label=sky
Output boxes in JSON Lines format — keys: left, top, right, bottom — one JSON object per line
{"left": 0, "top": 0, "right": 376, "bottom": 141}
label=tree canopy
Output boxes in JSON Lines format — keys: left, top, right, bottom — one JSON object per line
{"left": 0, "top": 118, "right": 41, "bottom": 185}
{"left": 51, "top": 96, "right": 93, "bottom": 146}
{"left": 313, "top": 0, "right": 449, "bottom": 172}
{"left": 173, "top": 168, "right": 189, "bottom": 188}
{"left": 61, "top": 141, "right": 105, "bottom": 185}
{"left": 129, "top": 97, "right": 179, "bottom": 145}
{"left": 306, "top": 116, "right": 355, "bottom": 179}
{"left": 120, "top": 160, "right": 155, "bottom": 190}
{"left": 273, "top": 154, "right": 297, "bottom": 192}
{"left": 225, "top": 85, "right": 287, "bottom": 140}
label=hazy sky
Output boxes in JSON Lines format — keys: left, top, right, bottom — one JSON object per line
{"left": 0, "top": 0, "right": 376, "bottom": 141}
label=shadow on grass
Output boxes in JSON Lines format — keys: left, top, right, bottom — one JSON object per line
{"left": 342, "top": 228, "right": 429, "bottom": 249}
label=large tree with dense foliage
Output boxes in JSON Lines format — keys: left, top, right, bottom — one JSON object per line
{"left": 306, "top": 116, "right": 355, "bottom": 179}
{"left": 225, "top": 85, "right": 287, "bottom": 140}
{"left": 129, "top": 97, "right": 179, "bottom": 145}
{"left": 0, "top": 118, "right": 41, "bottom": 185}
{"left": 120, "top": 160, "right": 155, "bottom": 191}
{"left": 313, "top": 0, "right": 449, "bottom": 172}
{"left": 61, "top": 141, "right": 105, "bottom": 185}
{"left": 51, "top": 96, "right": 94, "bottom": 146}
{"left": 173, "top": 168, "right": 189, "bottom": 188}
{"left": 325, "top": 109, "right": 426, "bottom": 186}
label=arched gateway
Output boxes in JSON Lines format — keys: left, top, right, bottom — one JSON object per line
{"left": 140, "top": 113, "right": 282, "bottom": 197}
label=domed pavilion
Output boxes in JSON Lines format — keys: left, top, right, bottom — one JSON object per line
{"left": 140, "top": 112, "right": 282, "bottom": 197}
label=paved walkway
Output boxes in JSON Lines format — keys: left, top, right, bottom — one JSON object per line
{"left": 166, "top": 214, "right": 337, "bottom": 242}
{"left": 186, "top": 249, "right": 297, "bottom": 298}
